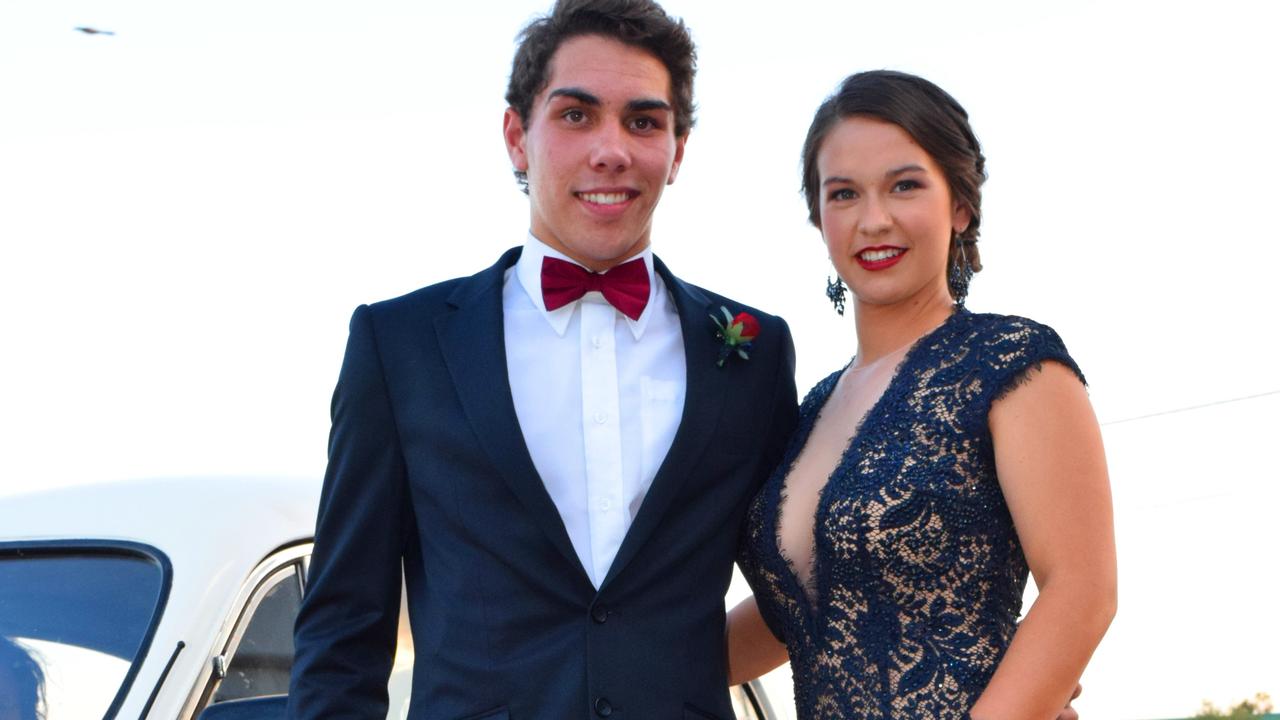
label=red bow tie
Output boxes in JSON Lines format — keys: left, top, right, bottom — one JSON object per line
{"left": 541, "top": 256, "right": 650, "bottom": 321}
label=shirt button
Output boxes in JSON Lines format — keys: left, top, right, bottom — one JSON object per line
{"left": 598, "top": 498, "right": 611, "bottom": 511}
{"left": 593, "top": 412, "right": 607, "bottom": 425}
{"left": 591, "top": 335, "right": 603, "bottom": 349}
{"left": 594, "top": 698, "right": 613, "bottom": 717}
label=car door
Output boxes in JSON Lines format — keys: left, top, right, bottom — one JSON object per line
{"left": 182, "top": 544, "right": 309, "bottom": 719}
{"left": 184, "top": 543, "right": 415, "bottom": 720}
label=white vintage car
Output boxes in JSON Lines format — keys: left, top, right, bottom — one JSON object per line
{"left": 0, "top": 477, "right": 777, "bottom": 720}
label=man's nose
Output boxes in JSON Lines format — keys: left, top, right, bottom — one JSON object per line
{"left": 589, "top": 122, "right": 632, "bottom": 172}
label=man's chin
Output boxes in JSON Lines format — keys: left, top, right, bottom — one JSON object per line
{"left": 559, "top": 236, "right": 650, "bottom": 272}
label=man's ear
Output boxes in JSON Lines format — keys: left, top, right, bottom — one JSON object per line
{"left": 503, "top": 107, "right": 529, "bottom": 172}
{"left": 666, "top": 133, "right": 688, "bottom": 185}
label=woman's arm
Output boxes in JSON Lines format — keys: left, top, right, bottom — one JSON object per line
{"left": 969, "top": 361, "right": 1117, "bottom": 720}
{"left": 725, "top": 594, "right": 789, "bottom": 686}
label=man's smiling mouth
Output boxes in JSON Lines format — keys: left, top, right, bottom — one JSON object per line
{"left": 577, "top": 191, "right": 636, "bottom": 205}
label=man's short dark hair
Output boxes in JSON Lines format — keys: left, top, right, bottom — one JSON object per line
{"left": 506, "top": 0, "right": 697, "bottom": 189}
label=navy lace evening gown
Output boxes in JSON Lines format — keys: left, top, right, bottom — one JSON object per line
{"left": 738, "top": 310, "right": 1086, "bottom": 719}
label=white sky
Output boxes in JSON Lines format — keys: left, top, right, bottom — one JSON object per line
{"left": 1, "top": 1, "right": 1277, "bottom": 718}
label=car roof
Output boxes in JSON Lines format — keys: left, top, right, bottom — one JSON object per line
{"left": 0, "top": 475, "right": 320, "bottom": 552}
{"left": 0, "top": 476, "right": 323, "bottom": 719}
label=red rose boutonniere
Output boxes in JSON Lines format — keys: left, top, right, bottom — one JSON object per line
{"left": 710, "top": 306, "right": 760, "bottom": 367}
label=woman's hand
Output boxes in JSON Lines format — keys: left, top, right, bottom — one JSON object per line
{"left": 969, "top": 361, "right": 1117, "bottom": 720}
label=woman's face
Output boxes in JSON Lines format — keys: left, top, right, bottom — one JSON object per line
{"left": 817, "top": 115, "right": 970, "bottom": 310}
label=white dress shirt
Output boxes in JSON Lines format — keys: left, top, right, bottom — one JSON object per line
{"left": 503, "top": 234, "right": 687, "bottom": 587}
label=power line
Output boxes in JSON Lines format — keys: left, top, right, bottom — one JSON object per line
{"left": 1101, "top": 389, "right": 1280, "bottom": 426}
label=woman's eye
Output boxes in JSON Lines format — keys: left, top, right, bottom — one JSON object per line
{"left": 828, "top": 188, "right": 855, "bottom": 201}
{"left": 892, "top": 179, "right": 922, "bottom": 192}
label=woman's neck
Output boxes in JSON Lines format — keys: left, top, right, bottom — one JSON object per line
{"left": 852, "top": 293, "right": 955, "bottom": 368}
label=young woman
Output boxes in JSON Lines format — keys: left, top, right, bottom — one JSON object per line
{"left": 731, "top": 71, "right": 1116, "bottom": 719}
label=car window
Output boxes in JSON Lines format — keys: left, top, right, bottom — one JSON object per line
{"left": 191, "top": 548, "right": 413, "bottom": 720}
{"left": 0, "top": 544, "right": 168, "bottom": 720}
{"left": 211, "top": 563, "right": 302, "bottom": 703}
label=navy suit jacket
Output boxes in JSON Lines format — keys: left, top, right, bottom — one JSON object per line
{"left": 288, "top": 248, "right": 798, "bottom": 720}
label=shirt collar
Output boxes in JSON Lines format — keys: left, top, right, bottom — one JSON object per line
{"left": 516, "top": 232, "right": 657, "bottom": 340}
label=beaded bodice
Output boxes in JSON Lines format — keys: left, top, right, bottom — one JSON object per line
{"left": 738, "top": 310, "right": 1084, "bottom": 719}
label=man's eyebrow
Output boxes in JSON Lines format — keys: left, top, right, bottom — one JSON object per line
{"left": 544, "top": 89, "right": 672, "bottom": 115}
{"left": 546, "top": 87, "right": 600, "bottom": 106}
{"left": 626, "top": 98, "right": 672, "bottom": 113}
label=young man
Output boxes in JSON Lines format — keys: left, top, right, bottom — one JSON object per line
{"left": 286, "top": 1, "right": 798, "bottom": 717}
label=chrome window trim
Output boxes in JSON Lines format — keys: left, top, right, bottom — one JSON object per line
{"left": 178, "top": 542, "right": 311, "bottom": 720}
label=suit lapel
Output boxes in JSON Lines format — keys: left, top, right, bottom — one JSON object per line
{"left": 602, "top": 257, "right": 730, "bottom": 589}
{"left": 434, "top": 248, "right": 590, "bottom": 583}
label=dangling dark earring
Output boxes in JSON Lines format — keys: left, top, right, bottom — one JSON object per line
{"left": 826, "top": 275, "right": 847, "bottom": 315}
{"left": 948, "top": 235, "right": 973, "bottom": 308}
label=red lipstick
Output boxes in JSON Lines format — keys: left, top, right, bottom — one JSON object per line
{"left": 855, "top": 246, "right": 906, "bottom": 271}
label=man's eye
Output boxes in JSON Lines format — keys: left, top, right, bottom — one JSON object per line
{"left": 563, "top": 109, "right": 587, "bottom": 123}
{"left": 630, "top": 117, "right": 657, "bottom": 131}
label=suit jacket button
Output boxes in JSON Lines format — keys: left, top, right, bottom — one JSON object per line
{"left": 594, "top": 697, "right": 613, "bottom": 717}
{"left": 591, "top": 605, "right": 609, "bottom": 623}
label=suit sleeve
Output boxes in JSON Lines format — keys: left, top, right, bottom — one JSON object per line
{"left": 732, "top": 315, "right": 799, "bottom": 644}
{"left": 288, "top": 304, "right": 409, "bottom": 719}
{"left": 760, "top": 316, "right": 800, "bottom": 477}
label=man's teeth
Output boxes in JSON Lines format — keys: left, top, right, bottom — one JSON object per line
{"left": 859, "top": 248, "right": 903, "bottom": 262}
{"left": 579, "top": 192, "right": 630, "bottom": 205}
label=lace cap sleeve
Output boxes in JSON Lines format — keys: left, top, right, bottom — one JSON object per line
{"left": 798, "top": 369, "right": 842, "bottom": 413}
{"left": 974, "top": 314, "right": 1087, "bottom": 408}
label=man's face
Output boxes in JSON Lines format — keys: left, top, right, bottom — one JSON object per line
{"left": 504, "top": 34, "right": 686, "bottom": 272}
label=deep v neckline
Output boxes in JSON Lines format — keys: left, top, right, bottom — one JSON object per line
{"left": 773, "top": 311, "right": 961, "bottom": 621}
